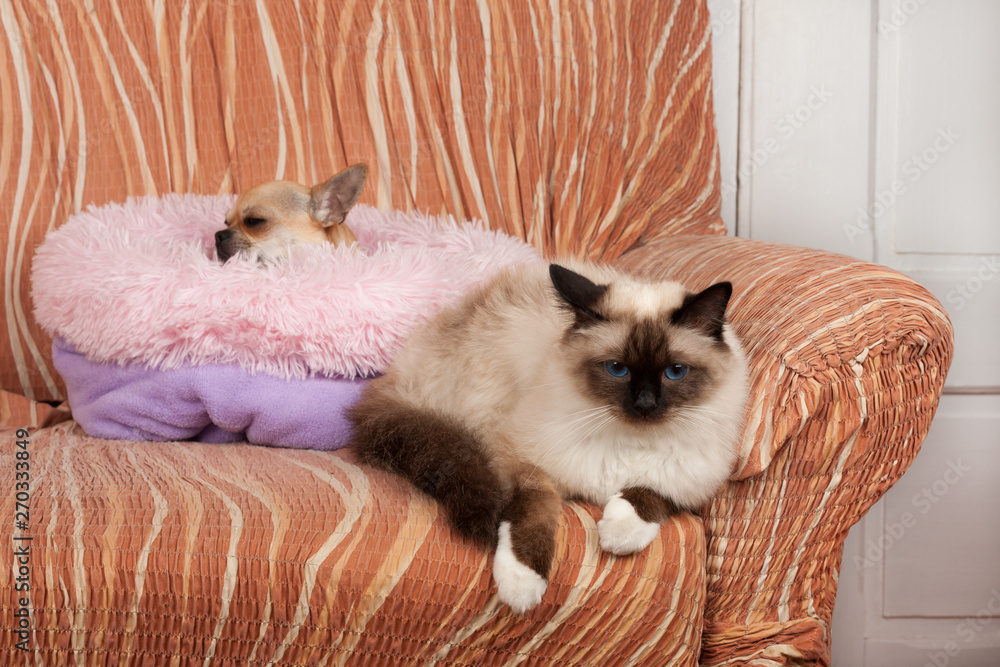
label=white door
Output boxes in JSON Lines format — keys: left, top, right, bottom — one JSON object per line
{"left": 709, "top": 1, "right": 1000, "bottom": 663}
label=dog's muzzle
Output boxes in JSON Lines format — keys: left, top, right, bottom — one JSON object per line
{"left": 215, "top": 228, "right": 240, "bottom": 262}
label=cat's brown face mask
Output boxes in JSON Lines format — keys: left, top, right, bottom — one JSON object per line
{"left": 549, "top": 264, "right": 735, "bottom": 425}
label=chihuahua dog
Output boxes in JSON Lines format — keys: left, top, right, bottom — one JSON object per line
{"left": 215, "top": 164, "right": 368, "bottom": 262}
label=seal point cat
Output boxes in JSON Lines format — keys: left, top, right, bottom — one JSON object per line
{"left": 349, "top": 261, "right": 749, "bottom": 613}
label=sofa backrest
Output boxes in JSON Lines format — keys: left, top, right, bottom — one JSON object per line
{"left": 1, "top": 0, "right": 723, "bottom": 402}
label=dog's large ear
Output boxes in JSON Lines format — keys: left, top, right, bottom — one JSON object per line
{"left": 311, "top": 164, "right": 368, "bottom": 226}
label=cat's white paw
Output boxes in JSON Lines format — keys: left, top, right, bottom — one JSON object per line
{"left": 493, "top": 521, "right": 547, "bottom": 613}
{"left": 598, "top": 494, "right": 661, "bottom": 555}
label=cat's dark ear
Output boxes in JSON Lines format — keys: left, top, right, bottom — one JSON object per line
{"left": 549, "top": 264, "right": 608, "bottom": 327}
{"left": 672, "top": 282, "right": 733, "bottom": 341}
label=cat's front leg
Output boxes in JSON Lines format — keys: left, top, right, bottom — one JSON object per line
{"left": 598, "top": 487, "right": 681, "bottom": 555}
{"left": 492, "top": 472, "right": 562, "bottom": 613}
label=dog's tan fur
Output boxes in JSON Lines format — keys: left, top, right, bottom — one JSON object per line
{"left": 216, "top": 164, "right": 368, "bottom": 262}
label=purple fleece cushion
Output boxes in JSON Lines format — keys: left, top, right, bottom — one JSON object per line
{"left": 53, "top": 337, "right": 366, "bottom": 448}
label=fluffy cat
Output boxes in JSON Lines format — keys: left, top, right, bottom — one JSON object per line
{"left": 349, "top": 261, "right": 749, "bottom": 613}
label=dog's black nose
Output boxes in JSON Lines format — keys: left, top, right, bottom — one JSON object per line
{"left": 215, "top": 229, "right": 235, "bottom": 263}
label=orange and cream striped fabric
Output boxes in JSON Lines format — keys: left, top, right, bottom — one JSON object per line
{"left": 619, "top": 237, "right": 953, "bottom": 665}
{"left": 2, "top": 421, "right": 705, "bottom": 666}
{"left": 1, "top": 1, "right": 956, "bottom": 665}
{"left": 1, "top": 0, "right": 724, "bottom": 402}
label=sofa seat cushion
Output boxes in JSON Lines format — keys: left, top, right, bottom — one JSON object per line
{"left": 12, "top": 423, "right": 708, "bottom": 665}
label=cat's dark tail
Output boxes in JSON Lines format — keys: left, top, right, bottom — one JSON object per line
{"left": 348, "top": 391, "right": 506, "bottom": 550}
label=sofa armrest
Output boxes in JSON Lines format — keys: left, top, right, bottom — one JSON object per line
{"left": 617, "top": 235, "right": 954, "bottom": 665}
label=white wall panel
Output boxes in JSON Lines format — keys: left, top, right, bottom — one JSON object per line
{"left": 738, "top": 1, "right": 874, "bottom": 260}
{"left": 906, "top": 270, "right": 1000, "bottom": 390}
{"left": 892, "top": 1, "right": 1000, "bottom": 255}
{"left": 881, "top": 396, "right": 1000, "bottom": 617}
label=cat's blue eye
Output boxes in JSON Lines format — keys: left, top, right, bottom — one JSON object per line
{"left": 605, "top": 361, "right": 630, "bottom": 377}
{"left": 664, "top": 364, "right": 688, "bottom": 380}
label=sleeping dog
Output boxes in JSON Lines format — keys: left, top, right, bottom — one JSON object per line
{"left": 215, "top": 164, "right": 367, "bottom": 262}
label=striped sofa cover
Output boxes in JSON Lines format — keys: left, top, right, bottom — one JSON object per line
{"left": 1, "top": 1, "right": 952, "bottom": 665}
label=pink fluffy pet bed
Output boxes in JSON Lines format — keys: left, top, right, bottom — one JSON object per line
{"left": 32, "top": 195, "right": 539, "bottom": 448}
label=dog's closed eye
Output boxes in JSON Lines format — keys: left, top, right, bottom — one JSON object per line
{"left": 244, "top": 217, "right": 267, "bottom": 228}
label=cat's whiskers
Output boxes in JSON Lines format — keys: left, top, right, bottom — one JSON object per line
{"left": 520, "top": 379, "right": 565, "bottom": 392}
{"left": 525, "top": 408, "right": 613, "bottom": 453}
{"left": 668, "top": 409, "right": 727, "bottom": 434}
{"left": 668, "top": 415, "right": 707, "bottom": 431}
{"left": 677, "top": 405, "right": 731, "bottom": 419}
{"left": 671, "top": 412, "right": 716, "bottom": 424}
{"left": 538, "top": 404, "right": 612, "bottom": 430}
{"left": 547, "top": 404, "right": 614, "bottom": 434}
{"left": 575, "top": 412, "right": 616, "bottom": 445}
{"left": 531, "top": 411, "right": 616, "bottom": 487}
{"left": 532, "top": 408, "right": 613, "bottom": 454}
{"left": 519, "top": 406, "right": 614, "bottom": 487}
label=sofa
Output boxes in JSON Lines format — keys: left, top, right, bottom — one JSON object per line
{"left": 1, "top": 1, "right": 953, "bottom": 664}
